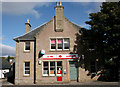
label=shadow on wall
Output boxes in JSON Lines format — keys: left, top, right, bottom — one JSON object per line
{"left": 71, "top": 28, "right": 118, "bottom": 82}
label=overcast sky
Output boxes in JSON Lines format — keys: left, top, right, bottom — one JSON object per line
{"left": 0, "top": 1, "right": 103, "bottom": 57}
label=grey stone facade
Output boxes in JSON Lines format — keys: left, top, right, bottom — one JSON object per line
{"left": 14, "top": 2, "right": 100, "bottom": 85}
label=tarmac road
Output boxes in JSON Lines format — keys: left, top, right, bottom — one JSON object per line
{"left": 0, "top": 79, "right": 119, "bottom": 87}
{"left": 1, "top": 85, "right": 119, "bottom": 87}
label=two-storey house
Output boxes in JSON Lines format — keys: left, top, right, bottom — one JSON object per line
{"left": 13, "top": 2, "right": 99, "bottom": 85}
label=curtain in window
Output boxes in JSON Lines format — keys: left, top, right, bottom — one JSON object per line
{"left": 57, "top": 39, "right": 62, "bottom": 44}
{"left": 51, "top": 39, "right": 55, "bottom": 44}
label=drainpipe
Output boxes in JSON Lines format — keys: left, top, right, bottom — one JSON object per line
{"left": 17, "top": 39, "right": 20, "bottom": 85}
{"left": 34, "top": 37, "right": 36, "bottom": 84}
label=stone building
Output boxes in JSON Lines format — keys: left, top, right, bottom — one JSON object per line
{"left": 13, "top": 2, "right": 99, "bottom": 85}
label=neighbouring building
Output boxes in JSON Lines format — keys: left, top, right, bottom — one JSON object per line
{"left": 13, "top": 2, "right": 100, "bottom": 85}
{"left": 0, "top": 58, "right": 11, "bottom": 79}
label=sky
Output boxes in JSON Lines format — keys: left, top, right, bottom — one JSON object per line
{"left": 0, "top": 1, "right": 103, "bottom": 57}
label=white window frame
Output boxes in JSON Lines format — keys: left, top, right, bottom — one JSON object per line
{"left": 24, "top": 41, "right": 30, "bottom": 51}
{"left": 42, "top": 62, "right": 49, "bottom": 76}
{"left": 57, "top": 38, "right": 63, "bottom": 51}
{"left": 24, "top": 62, "right": 30, "bottom": 76}
{"left": 50, "top": 39, "right": 56, "bottom": 51}
{"left": 50, "top": 38, "right": 70, "bottom": 51}
{"left": 56, "top": 61, "right": 62, "bottom": 76}
{"left": 63, "top": 38, "right": 70, "bottom": 50}
{"left": 49, "top": 61, "right": 55, "bottom": 76}
{"left": 42, "top": 61, "right": 62, "bottom": 76}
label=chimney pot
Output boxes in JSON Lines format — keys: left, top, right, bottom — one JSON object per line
{"left": 56, "top": 2, "right": 59, "bottom": 6}
{"left": 27, "top": 19, "right": 30, "bottom": 23}
{"left": 60, "top": 2, "right": 62, "bottom": 6}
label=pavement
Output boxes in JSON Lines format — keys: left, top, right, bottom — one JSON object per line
{"left": 0, "top": 79, "right": 13, "bottom": 86}
{"left": 0, "top": 79, "right": 119, "bottom": 87}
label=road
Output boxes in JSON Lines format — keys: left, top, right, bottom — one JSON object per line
{"left": 0, "top": 79, "right": 119, "bottom": 87}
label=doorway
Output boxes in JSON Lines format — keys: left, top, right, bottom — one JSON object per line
{"left": 69, "top": 61, "right": 78, "bottom": 81}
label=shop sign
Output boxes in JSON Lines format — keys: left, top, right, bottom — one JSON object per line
{"left": 42, "top": 54, "right": 78, "bottom": 60}
{"left": 41, "top": 50, "right": 45, "bottom": 54}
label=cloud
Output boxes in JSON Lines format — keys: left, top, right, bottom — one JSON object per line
{"left": 0, "top": 43, "right": 16, "bottom": 57}
{"left": 84, "top": 2, "right": 102, "bottom": 15}
{"left": 2, "top": 2, "right": 51, "bottom": 18}
{"left": 71, "top": 2, "right": 102, "bottom": 14}
{"left": 86, "top": 9, "right": 94, "bottom": 14}
{"left": 0, "top": 36, "right": 3, "bottom": 44}
{"left": 94, "top": 2, "right": 102, "bottom": 12}
{"left": 0, "top": 36, "right": 6, "bottom": 43}
{"left": 80, "top": 23, "right": 90, "bottom": 29}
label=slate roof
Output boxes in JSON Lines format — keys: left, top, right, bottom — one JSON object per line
{"left": 0, "top": 58, "right": 11, "bottom": 69}
{"left": 13, "top": 17, "right": 83, "bottom": 41}
{"left": 13, "top": 22, "right": 48, "bottom": 41}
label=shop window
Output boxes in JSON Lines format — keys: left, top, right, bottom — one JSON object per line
{"left": 42, "top": 61, "right": 62, "bottom": 76}
{"left": 43, "top": 62, "right": 49, "bottom": 76}
{"left": 56, "top": 61, "right": 62, "bottom": 76}
{"left": 50, "top": 62, "right": 55, "bottom": 76}
{"left": 50, "top": 39, "right": 56, "bottom": 50}
{"left": 64, "top": 38, "right": 70, "bottom": 50}
{"left": 57, "top": 39, "right": 63, "bottom": 50}
{"left": 25, "top": 41, "right": 30, "bottom": 51}
{"left": 24, "top": 62, "right": 30, "bottom": 76}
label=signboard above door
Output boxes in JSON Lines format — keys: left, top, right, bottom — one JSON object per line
{"left": 42, "top": 54, "right": 78, "bottom": 60}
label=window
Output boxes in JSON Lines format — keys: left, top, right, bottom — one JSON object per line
{"left": 56, "top": 61, "right": 62, "bottom": 76}
{"left": 42, "top": 61, "right": 62, "bottom": 76}
{"left": 24, "top": 62, "right": 30, "bottom": 76}
{"left": 43, "top": 62, "right": 49, "bottom": 76}
{"left": 57, "top": 39, "right": 63, "bottom": 50}
{"left": 64, "top": 38, "right": 70, "bottom": 50}
{"left": 50, "top": 38, "right": 70, "bottom": 51}
{"left": 50, "top": 62, "right": 55, "bottom": 76}
{"left": 25, "top": 41, "right": 30, "bottom": 51}
{"left": 50, "top": 39, "right": 56, "bottom": 50}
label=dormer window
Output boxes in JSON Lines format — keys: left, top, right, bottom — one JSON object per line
{"left": 25, "top": 41, "right": 30, "bottom": 51}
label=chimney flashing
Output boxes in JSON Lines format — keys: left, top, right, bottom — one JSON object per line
{"left": 25, "top": 23, "right": 31, "bottom": 27}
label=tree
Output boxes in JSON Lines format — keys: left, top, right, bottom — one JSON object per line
{"left": 85, "top": 2, "right": 120, "bottom": 81}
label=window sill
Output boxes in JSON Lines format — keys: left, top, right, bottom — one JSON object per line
{"left": 23, "top": 74, "right": 30, "bottom": 77}
{"left": 24, "top": 50, "right": 30, "bottom": 53}
{"left": 42, "top": 75, "right": 57, "bottom": 77}
{"left": 42, "top": 75, "right": 49, "bottom": 77}
{"left": 49, "top": 50, "right": 70, "bottom": 52}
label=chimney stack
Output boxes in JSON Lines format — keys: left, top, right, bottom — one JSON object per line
{"left": 25, "top": 19, "right": 31, "bottom": 34}
{"left": 54, "top": 2, "right": 64, "bottom": 32}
